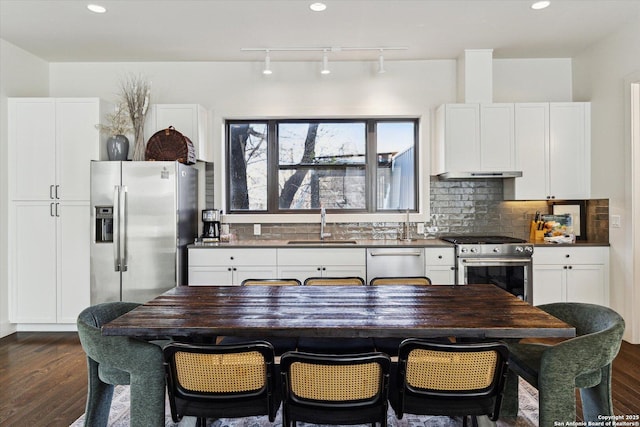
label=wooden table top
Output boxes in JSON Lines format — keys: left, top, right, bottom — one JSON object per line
{"left": 102, "top": 284, "right": 576, "bottom": 340}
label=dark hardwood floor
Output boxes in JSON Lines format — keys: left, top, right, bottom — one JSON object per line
{"left": 1, "top": 332, "right": 639, "bottom": 426}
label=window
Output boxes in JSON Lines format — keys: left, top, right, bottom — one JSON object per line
{"left": 226, "top": 119, "right": 418, "bottom": 214}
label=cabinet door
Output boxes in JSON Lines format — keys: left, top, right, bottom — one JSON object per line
{"left": 10, "top": 202, "right": 57, "bottom": 323}
{"left": 8, "top": 99, "right": 56, "bottom": 201}
{"left": 189, "top": 266, "right": 235, "bottom": 285}
{"left": 426, "top": 267, "right": 456, "bottom": 285}
{"left": 56, "top": 99, "right": 101, "bottom": 201}
{"left": 57, "top": 203, "right": 91, "bottom": 322}
{"left": 235, "top": 266, "right": 279, "bottom": 284}
{"left": 566, "top": 264, "right": 606, "bottom": 305}
{"left": 532, "top": 265, "right": 566, "bottom": 306}
{"left": 324, "top": 266, "right": 367, "bottom": 279}
{"left": 480, "top": 104, "right": 514, "bottom": 171}
{"left": 444, "top": 104, "right": 480, "bottom": 171}
{"left": 277, "top": 266, "right": 321, "bottom": 284}
{"left": 549, "top": 103, "right": 590, "bottom": 199}
{"left": 508, "top": 103, "right": 549, "bottom": 199}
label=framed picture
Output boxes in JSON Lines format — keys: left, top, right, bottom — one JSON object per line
{"left": 552, "top": 201, "right": 586, "bottom": 239}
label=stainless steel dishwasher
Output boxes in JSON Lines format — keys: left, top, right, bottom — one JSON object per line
{"left": 366, "top": 248, "right": 425, "bottom": 282}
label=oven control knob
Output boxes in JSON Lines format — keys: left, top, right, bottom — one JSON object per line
{"left": 470, "top": 247, "right": 478, "bottom": 253}
{"left": 460, "top": 248, "right": 468, "bottom": 253}
{"left": 493, "top": 247, "right": 501, "bottom": 253}
{"left": 515, "top": 246, "right": 524, "bottom": 253}
{"left": 524, "top": 246, "right": 533, "bottom": 253}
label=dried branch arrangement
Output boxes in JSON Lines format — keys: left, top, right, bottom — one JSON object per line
{"left": 120, "top": 73, "right": 151, "bottom": 160}
{"left": 95, "top": 102, "right": 133, "bottom": 136}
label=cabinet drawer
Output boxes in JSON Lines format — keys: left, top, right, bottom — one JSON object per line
{"left": 189, "top": 248, "right": 277, "bottom": 266}
{"left": 278, "top": 248, "right": 365, "bottom": 266}
{"left": 533, "top": 246, "right": 607, "bottom": 265}
{"left": 425, "top": 248, "right": 455, "bottom": 265}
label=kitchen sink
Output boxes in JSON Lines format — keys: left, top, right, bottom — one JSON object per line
{"left": 287, "top": 239, "right": 357, "bottom": 245}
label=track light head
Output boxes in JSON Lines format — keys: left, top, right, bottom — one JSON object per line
{"left": 263, "top": 51, "right": 272, "bottom": 75}
{"left": 321, "top": 51, "right": 331, "bottom": 75}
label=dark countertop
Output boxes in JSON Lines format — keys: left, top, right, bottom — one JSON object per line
{"left": 189, "top": 238, "right": 454, "bottom": 249}
{"left": 531, "top": 240, "right": 610, "bottom": 247}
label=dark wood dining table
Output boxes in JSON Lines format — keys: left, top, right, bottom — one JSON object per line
{"left": 102, "top": 284, "right": 576, "bottom": 340}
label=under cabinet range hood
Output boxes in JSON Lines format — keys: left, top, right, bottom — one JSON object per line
{"left": 438, "top": 171, "right": 522, "bottom": 180}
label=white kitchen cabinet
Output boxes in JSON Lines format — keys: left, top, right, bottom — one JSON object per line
{"left": 8, "top": 98, "right": 108, "bottom": 325}
{"left": 9, "top": 201, "right": 90, "bottom": 323}
{"left": 145, "top": 104, "right": 211, "bottom": 162}
{"left": 188, "top": 248, "right": 278, "bottom": 285}
{"left": 277, "top": 248, "right": 367, "bottom": 284}
{"left": 424, "top": 247, "right": 456, "bottom": 285}
{"left": 433, "top": 103, "right": 515, "bottom": 175}
{"left": 532, "top": 246, "right": 609, "bottom": 306}
{"left": 8, "top": 98, "right": 110, "bottom": 201}
{"left": 504, "top": 102, "right": 591, "bottom": 200}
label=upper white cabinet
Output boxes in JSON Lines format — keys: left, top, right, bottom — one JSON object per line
{"left": 145, "top": 104, "right": 211, "bottom": 162}
{"left": 433, "top": 103, "right": 515, "bottom": 175}
{"left": 504, "top": 102, "right": 591, "bottom": 200}
{"left": 8, "top": 98, "right": 110, "bottom": 201}
{"left": 8, "top": 98, "right": 108, "bottom": 324}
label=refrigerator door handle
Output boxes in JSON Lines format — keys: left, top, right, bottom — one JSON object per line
{"left": 113, "top": 185, "right": 121, "bottom": 272}
{"left": 121, "top": 186, "right": 128, "bottom": 272}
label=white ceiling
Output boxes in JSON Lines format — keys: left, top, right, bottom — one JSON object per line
{"left": 1, "top": 0, "right": 639, "bottom": 63}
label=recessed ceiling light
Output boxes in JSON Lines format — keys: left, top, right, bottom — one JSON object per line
{"left": 310, "top": 2, "right": 327, "bottom": 12}
{"left": 87, "top": 4, "right": 107, "bottom": 13}
{"left": 531, "top": 1, "right": 550, "bottom": 10}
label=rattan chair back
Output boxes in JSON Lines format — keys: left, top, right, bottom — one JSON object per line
{"left": 369, "top": 276, "right": 432, "bottom": 286}
{"left": 391, "top": 339, "right": 509, "bottom": 423}
{"left": 163, "top": 341, "right": 280, "bottom": 424}
{"left": 304, "top": 276, "right": 365, "bottom": 286}
{"left": 280, "top": 351, "right": 391, "bottom": 426}
{"left": 242, "top": 278, "right": 301, "bottom": 286}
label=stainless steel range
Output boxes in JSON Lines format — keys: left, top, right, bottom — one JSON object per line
{"left": 441, "top": 236, "right": 534, "bottom": 303}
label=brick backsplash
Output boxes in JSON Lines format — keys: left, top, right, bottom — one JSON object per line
{"left": 228, "top": 177, "right": 609, "bottom": 243}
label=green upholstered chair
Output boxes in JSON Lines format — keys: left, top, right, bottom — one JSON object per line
{"left": 77, "top": 302, "right": 166, "bottom": 427}
{"left": 501, "top": 302, "right": 625, "bottom": 426}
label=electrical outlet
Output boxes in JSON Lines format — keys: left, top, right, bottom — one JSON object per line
{"left": 254, "top": 224, "right": 261, "bottom": 235}
{"left": 416, "top": 223, "right": 425, "bottom": 235}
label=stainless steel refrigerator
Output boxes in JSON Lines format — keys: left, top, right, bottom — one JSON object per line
{"left": 90, "top": 161, "right": 198, "bottom": 304}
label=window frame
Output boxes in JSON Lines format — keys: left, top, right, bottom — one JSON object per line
{"left": 225, "top": 117, "right": 421, "bottom": 216}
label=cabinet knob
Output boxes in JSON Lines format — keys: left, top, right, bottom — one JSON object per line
{"left": 230, "top": 256, "right": 234, "bottom": 260}
{"left": 565, "top": 254, "right": 570, "bottom": 258}
{"left": 228, "top": 267, "right": 232, "bottom": 271}
{"left": 568, "top": 266, "right": 573, "bottom": 269}
{"left": 438, "top": 255, "right": 443, "bottom": 259}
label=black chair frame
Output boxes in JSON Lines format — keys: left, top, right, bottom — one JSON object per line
{"left": 163, "top": 341, "right": 280, "bottom": 425}
{"left": 280, "top": 351, "right": 391, "bottom": 427}
{"left": 393, "top": 339, "right": 509, "bottom": 424}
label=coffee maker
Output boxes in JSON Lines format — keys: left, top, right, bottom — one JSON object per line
{"left": 201, "top": 209, "right": 221, "bottom": 242}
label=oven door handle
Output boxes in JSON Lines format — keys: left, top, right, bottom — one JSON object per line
{"left": 461, "top": 258, "right": 532, "bottom": 265}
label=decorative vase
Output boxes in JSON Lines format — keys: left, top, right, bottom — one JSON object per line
{"left": 107, "top": 135, "right": 130, "bottom": 161}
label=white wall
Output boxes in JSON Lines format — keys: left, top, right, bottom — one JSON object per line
{"left": 0, "top": 39, "right": 49, "bottom": 338}
{"left": 573, "top": 17, "right": 640, "bottom": 343}
{"left": 48, "top": 58, "right": 571, "bottom": 216}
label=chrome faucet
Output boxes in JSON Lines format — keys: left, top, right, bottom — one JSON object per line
{"left": 320, "top": 206, "right": 331, "bottom": 240}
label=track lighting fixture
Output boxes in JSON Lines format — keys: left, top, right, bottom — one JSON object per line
{"left": 378, "top": 51, "right": 386, "bottom": 74}
{"left": 241, "top": 46, "right": 408, "bottom": 75}
{"left": 321, "top": 50, "right": 331, "bottom": 75}
{"left": 263, "top": 50, "right": 272, "bottom": 75}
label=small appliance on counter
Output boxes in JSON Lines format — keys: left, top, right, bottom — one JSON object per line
{"left": 201, "top": 209, "right": 221, "bottom": 242}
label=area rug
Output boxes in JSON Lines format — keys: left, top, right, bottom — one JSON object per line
{"left": 70, "top": 379, "right": 538, "bottom": 427}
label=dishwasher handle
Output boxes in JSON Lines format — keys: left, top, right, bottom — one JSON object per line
{"left": 368, "top": 250, "right": 423, "bottom": 257}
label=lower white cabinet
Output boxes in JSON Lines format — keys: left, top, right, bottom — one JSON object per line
{"left": 532, "top": 246, "right": 609, "bottom": 306}
{"left": 277, "top": 248, "right": 366, "bottom": 284}
{"left": 424, "top": 247, "right": 456, "bottom": 285}
{"left": 10, "top": 202, "right": 90, "bottom": 323}
{"left": 188, "top": 248, "right": 278, "bottom": 285}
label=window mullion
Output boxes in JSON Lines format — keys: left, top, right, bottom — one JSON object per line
{"left": 267, "top": 120, "right": 279, "bottom": 213}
